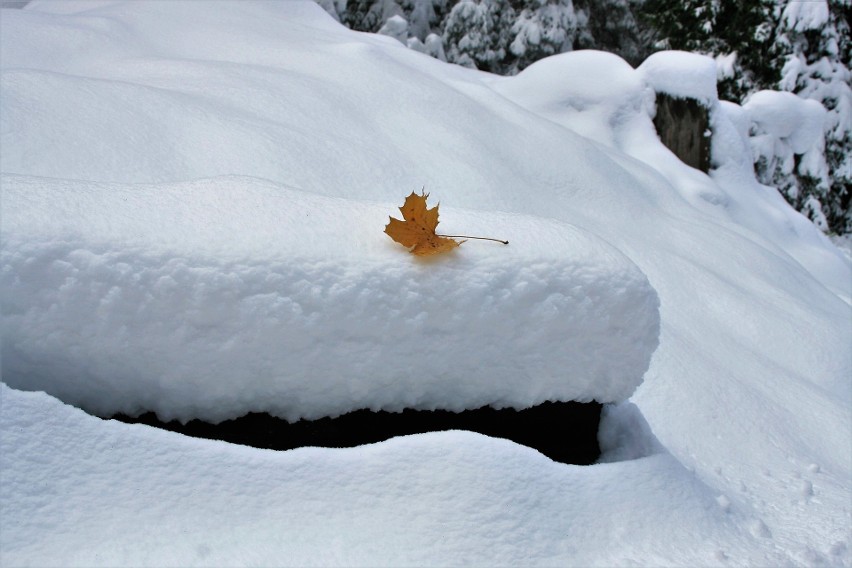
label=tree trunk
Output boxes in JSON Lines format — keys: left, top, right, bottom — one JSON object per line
{"left": 653, "top": 93, "right": 711, "bottom": 173}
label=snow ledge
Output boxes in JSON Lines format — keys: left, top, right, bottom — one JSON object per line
{"left": 1, "top": 174, "right": 660, "bottom": 423}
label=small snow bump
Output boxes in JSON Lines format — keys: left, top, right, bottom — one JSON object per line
{"left": 747, "top": 519, "right": 773, "bottom": 539}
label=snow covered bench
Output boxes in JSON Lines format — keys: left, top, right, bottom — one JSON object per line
{"left": 2, "top": 174, "right": 660, "bottom": 427}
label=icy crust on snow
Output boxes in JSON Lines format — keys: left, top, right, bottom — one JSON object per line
{"left": 1, "top": 174, "right": 660, "bottom": 422}
{"left": 638, "top": 51, "right": 719, "bottom": 106}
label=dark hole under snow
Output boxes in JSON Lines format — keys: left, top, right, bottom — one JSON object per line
{"left": 109, "top": 401, "right": 602, "bottom": 465}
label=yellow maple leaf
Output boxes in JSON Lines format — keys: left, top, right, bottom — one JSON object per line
{"left": 384, "top": 190, "right": 462, "bottom": 256}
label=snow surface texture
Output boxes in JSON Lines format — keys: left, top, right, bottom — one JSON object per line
{"left": 2, "top": 1, "right": 851, "bottom": 566}
{"left": 2, "top": 174, "right": 659, "bottom": 421}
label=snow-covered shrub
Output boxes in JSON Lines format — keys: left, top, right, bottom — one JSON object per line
{"left": 771, "top": 0, "right": 851, "bottom": 234}
{"left": 572, "top": 0, "right": 649, "bottom": 66}
{"left": 638, "top": 0, "right": 777, "bottom": 102}
{"left": 333, "top": 0, "right": 587, "bottom": 75}
{"left": 507, "top": 0, "right": 584, "bottom": 73}
{"left": 424, "top": 31, "right": 447, "bottom": 60}
{"left": 343, "top": 0, "right": 406, "bottom": 32}
{"left": 442, "top": 0, "right": 511, "bottom": 71}
{"left": 405, "top": 0, "right": 443, "bottom": 40}
{"left": 744, "top": 90, "right": 832, "bottom": 230}
{"left": 378, "top": 14, "right": 410, "bottom": 44}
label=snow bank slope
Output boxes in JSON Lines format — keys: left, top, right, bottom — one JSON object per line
{"left": 2, "top": 174, "right": 658, "bottom": 421}
{"left": 2, "top": 0, "right": 851, "bottom": 565}
{"left": 494, "top": 45, "right": 851, "bottom": 561}
{"left": 1, "top": 384, "right": 785, "bottom": 567}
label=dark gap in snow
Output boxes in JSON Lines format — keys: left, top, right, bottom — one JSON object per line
{"left": 109, "top": 401, "right": 602, "bottom": 465}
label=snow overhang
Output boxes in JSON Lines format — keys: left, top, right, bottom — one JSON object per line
{"left": 2, "top": 174, "right": 660, "bottom": 424}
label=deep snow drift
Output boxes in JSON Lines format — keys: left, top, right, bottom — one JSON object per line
{"left": 0, "top": 383, "right": 780, "bottom": 567}
{"left": 2, "top": 174, "right": 659, "bottom": 421}
{"left": 1, "top": 1, "right": 850, "bottom": 566}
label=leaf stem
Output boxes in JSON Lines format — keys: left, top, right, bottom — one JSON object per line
{"left": 438, "top": 234, "right": 509, "bottom": 245}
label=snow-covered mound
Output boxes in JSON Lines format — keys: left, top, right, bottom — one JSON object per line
{"left": 744, "top": 90, "right": 827, "bottom": 154}
{"left": 743, "top": 91, "right": 830, "bottom": 206}
{"left": 2, "top": 1, "right": 851, "bottom": 566}
{"left": 0, "top": 383, "right": 792, "bottom": 567}
{"left": 491, "top": 50, "right": 649, "bottom": 148}
{"left": 2, "top": 174, "right": 658, "bottom": 421}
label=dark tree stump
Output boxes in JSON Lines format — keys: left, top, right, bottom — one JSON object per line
{"left": 653, "top": 93, "right": 711, "bottom": 173}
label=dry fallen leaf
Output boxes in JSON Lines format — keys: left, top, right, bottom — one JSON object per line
{"left": 384, "top": 190, "right": 462, "bottom": 256}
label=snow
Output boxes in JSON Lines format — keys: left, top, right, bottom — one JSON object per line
{"left": 2, "top": 174, "right": 658, "bottom": 422}
{"left": 781, "top": 0, "right": 830, "bottom": 32}
{"left": 2, "top": 1, "right": 851, "bottom": 566}
{"left": 378, "top": 14, "right": 409, "bottom": 45}
{"left": 637, "top": 50, "right": 719, "bottom": 106}
{"left": 743, "top": 89, "right": 832, "bottom": 209}
{"left": 744, "top": 90, "right": 827, "bottom": 154}
{"left": 779, "top": 36, "right": 852, "bottom": 146}
{"left": 492, "top": 50, "right": 649, "bottom": 148}
{"left": 0, "top": 383, "right": 789, "bottom": 567}
{"left": 715, "top": 51, "right": 737, "bottom": 81}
